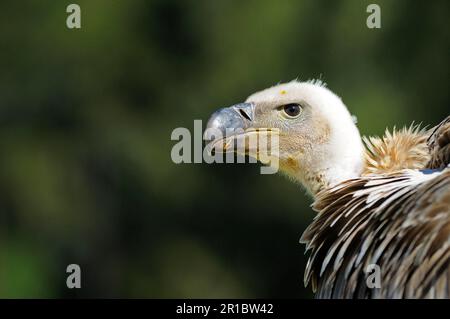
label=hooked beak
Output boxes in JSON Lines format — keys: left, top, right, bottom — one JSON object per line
{"left": 203, "top": 103, "right": 278, "bottom": 162}
{"left": 203, "top": 103, "right": 256, "bottom": 154}
{"left": 204, "top": 102, "right": 255, "bottom": 140}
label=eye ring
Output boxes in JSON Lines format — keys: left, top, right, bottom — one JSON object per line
{"left": 282, "top": 103, "right": 302, "bottom": 118}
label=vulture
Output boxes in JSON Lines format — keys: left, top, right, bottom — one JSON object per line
{"left": 204, "top": 80, "right": 450, "bottom": 299}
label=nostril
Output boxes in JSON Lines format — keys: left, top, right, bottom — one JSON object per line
{"left": 239, "top": 109, "right": 251, "bottom": 121}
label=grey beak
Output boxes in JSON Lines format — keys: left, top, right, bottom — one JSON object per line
{"left": 204, "top": 103, "right": 254, "bottom": 141}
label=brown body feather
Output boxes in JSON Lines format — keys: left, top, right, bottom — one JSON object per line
{"left": 301, "top": 116, "right": 450, "bottom": 298}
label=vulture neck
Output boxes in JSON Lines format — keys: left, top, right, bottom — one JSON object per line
{"left": 290, "top": 119, "right": 365, "bottom": 196}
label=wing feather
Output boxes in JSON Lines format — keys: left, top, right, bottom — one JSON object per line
{"left": 302, "top": 168, "right": 450, "bottom": 298}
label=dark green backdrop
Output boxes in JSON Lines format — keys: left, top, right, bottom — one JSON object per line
{"left": 0, "top": 0, "right": 448, "bottom": 298}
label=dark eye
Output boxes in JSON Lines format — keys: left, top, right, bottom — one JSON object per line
{"left": 283, "top": 103, "right": 301, "bottom": 117}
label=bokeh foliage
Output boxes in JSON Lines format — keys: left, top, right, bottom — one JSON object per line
{"left": 0, "top": 0, "right": 448, "bottom": 298}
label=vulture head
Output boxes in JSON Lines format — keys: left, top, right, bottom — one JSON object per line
{"left": 205, "top": 81, "right": 365, "bottom": 195}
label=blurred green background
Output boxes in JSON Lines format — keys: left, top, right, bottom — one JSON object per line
{"left": 0, "top": 0, "right": 448, "bottom": 298}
